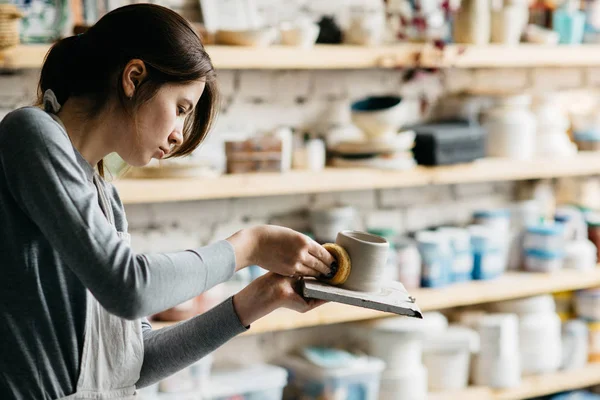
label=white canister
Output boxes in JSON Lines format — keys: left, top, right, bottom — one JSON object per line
{"left": 379, "top": 365, "right": 428, "bottom": 400}
{"left": 491, "top": 0, "right": 529, "bottom": 44}
{"left": 366, "top": 312, "right": 448, "bottom": 372}
{"left": 438, "top": 227, "right": 474, "bottom": 282}
{"left": 483, "top": 94, "right": 537, "bottom": 160}
{"left": 524, "top": 223, "right": 565, "bottom": 252}
{"left": 519, "top": 312, "right": 562, "bottom": 375}
{"left": 422, "top": 326, "right": 480, "bottom": 391}
{"left": 396, "top": 239, "right": 422, "bottom": 290}
{"left": 309, "top": 206, "right": 356, "bottom": 243}
{"left": 273, "top": 126, "right": 293, "bottom": 172}
{"left": 306, "top": 138, "right": 326, "bottom": 171}
{"left": 562, "top": 319, "right": 589, "bottom": 370}
{"left": 564, "top": 239, "right": 598, "bottom": 270}
{"left": 453, "top": 0, "right": 491, "bottom": 44}
{"left": 475, "top": 314, "right": 521, "bottom": 388}
{"left": 524, "top": 249, "right": 564, "bottom": 273}
{"left": 491, "top": 294, "right": 556, "bottom": 315}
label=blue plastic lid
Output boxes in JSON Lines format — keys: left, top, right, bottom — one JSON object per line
{"left": 525, "top": 248, "right": 564, "bottom": 259}
{"left": 473, "top": 209, "right": 510, "bottom": 219}
{"left": 575, "top": 131, "right": 600, "bottom": 142}
{"left": 526, "top": 223, "right": 564, "bottom": 236}
{"left": 351, "top": 96, "right": 402, "bottom": 112}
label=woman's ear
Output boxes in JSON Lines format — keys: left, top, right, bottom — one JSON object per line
{"left": 122, "top": 59, "right": 148, "bottom": 98}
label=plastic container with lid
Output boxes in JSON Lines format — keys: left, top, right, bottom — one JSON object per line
{"left": 415, "top": 231, "right": 452, "bottom": 288}
{"left": 475, "top": 314, "right": 521, "bottom": 388}
{"left": 395, "top": 238, "right": 421, "bottom": 290}
{"left": 422, "top": 326, "right": 480, "bottom": 391}
{"left": 438, "top": 227, "right": 474, "bottom": 283}
{"left": 519, "top": 312, "right": 562, "bottom": 374}
{"left": 483, "top": 95, "right": 537, "bottom": 160}
{"left": 203, "top": 364, "right": 288, "bottom": 400}
{"left": 473, "top": 209, "right": 511, "bottom": 232}
{"left": 278, "top": 354, "right": 385, "bottom": 400}
{"left": 562, "top": 319, "right": 589, "bottom": 370}
{"left": 468, "top": 225, "right": 506, "bottom": 280}
{"left": 524, "top": 249, "right": 564, "bottom": 273}
{"left": 491, "top": 294, "right": 556, "bottom": 315}
{"left": 379, "top": 365, "right": 427, "bottom": 400}
{"left": 565, "top": 239, "right": 598, "bottom": 270}
{"left": 364, "top": 312, "right": 448, "bottom": 372}
{"left": 524, "top": 223, "right": 565, "bottom": 252}
{"left": 575, "top": 289, "right": 600, "bottom": 321}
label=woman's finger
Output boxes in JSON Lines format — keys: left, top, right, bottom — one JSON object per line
{"left": 300, "top": 252, "right": 331, "bottom": 276}
{"left": 306, "top": 240, "right": 336, "bottom": 266}
{"left": 293, "top": 263, "right": 321, "bottom": 278}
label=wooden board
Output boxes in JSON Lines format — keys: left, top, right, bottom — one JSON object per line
{"left": 150, "top": 268, "right": 600, "bottom": 335}
{"left": 7, "top": 44, "right": 600, "bottom": 70}
{"left": 302, "top": 279, "right": 422, "bottom": 318}
{"left": 429, "top": 363, "right": 600, "bottom": 400}
{"left": 114, "top": 154, "right": 600, "bottom": 204}
{"left": 411, "top": 268, "right": 600, "bottom": 312}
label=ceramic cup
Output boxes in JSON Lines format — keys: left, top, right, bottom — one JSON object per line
{"left": 337, "top": 230, "right": 389, "bottom": 292}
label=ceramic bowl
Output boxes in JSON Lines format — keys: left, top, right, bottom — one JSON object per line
{"left": 351, "top": 96, "right": 407, "bottom": 139}
{"left": 280, "top": 21, "right": 320, "bottom": 48}
{"left": 215, "top": 27, "right": 277, "bottom": 47}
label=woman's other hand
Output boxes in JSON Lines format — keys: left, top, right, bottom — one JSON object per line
{"left": 232, "top": 272, "right": 328, "bottom": 327}
{"left": 226, "top": 225, "right": 336, "bottom": 278}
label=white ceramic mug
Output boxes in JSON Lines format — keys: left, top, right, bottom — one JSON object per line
{"left": 337, "top": 230, "right": 389, "bottom": 292}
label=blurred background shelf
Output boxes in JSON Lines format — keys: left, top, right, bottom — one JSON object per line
{"left": 115, "top": 154, "right": 600, "bottom": 204}
{"left": 5, "top": 44, "right": 600, "bottom": 70}
{"left": 429, "top": 363, "right": 600, "bottom": 400}
{"left": 151, "top": 268, "right": 600, "bottom": 335}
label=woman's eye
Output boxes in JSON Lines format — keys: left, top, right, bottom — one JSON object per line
{"left": 177, "top": 107, "right": 185, "bottom": 115}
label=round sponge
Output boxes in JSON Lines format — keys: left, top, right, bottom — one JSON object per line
{"left": 318, "top": 243, "right": 352, "bottom": 285}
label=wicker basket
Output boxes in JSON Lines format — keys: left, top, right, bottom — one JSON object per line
{"left": 0, "top": 4, "right": 23, "bottom": 49}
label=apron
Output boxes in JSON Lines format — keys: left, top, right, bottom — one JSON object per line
{"left": 44, "top": 90, "right": 144, "bottom": 400}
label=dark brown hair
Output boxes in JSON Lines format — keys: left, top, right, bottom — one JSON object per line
{"left": 36, "top": 4, "right": 219, "bottom": 176}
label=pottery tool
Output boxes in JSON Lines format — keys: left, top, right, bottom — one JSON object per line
{"left": 305, "top": 241, "right": 422, "bottom": 318}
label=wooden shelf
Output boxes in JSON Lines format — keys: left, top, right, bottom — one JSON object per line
{"left": 5, "top": 44, "right": 600, "bottom": 70}
{"left": 151, "top": 268, "right": 600, "bottom": 335}
{"left": 114, "top": 154, "right": 600, "bottom": 204}
{"left": 429, "top": 363, "right": 600, "bottom": 400}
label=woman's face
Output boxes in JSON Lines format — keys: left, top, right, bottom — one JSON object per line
{"left": 118, "top": 80, "right": 206, "bottom": 167}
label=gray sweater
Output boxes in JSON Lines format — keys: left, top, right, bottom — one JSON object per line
{"left": 0, "top": 107, "right": 248, "bottom": 399}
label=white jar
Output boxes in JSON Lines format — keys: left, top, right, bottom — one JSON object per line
{"left": 491, "top": 0, "right": 529, "bottom": 44}
{"left": 475, "top": 314, "right": 521, "bottom": 388}
{"left": 524, "top": 249, "right": 564, "bottom": 273}
{"left": 483, "top": 95, "right": 537, "bottom": 160}
{"left": 562, "top": 319, "right": 589, "bottom": 370}
{"left": 422, "top": 326, "right": 480, "bottom": 391}
{"left": 396, "top": 239, "right": 422, "bottom": 290}
{"left": 519, "top": 312, "right": 562, "bottom": 375}
{"left": 453, "top": 0, "right": 491, "bottom": 44}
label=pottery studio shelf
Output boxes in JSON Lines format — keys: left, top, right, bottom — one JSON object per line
{"left": 5, "top": 44, "right": 600, "bottom": 70}
{"left": 151, "top": 267, "right": 600, "bottom": 335}
{"left": 114, "top": 153, "right": 600, "bottom": 204}
{"left": 429, "top": 363, "right": 600, "bottom": 400}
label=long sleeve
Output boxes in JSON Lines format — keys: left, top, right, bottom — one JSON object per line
{"left": 136, "top": 299, "right": 248, "bottom": 388}
{"left": 0, "top": 107, "right": 237, "bottom": 319}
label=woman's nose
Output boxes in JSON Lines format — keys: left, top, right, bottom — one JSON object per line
{"left": 168, "top": 129, "right": 183, "bottom": 147}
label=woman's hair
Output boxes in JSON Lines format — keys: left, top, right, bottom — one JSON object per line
{"left": 36, "top": 4, "right": 219, "bottom": 176}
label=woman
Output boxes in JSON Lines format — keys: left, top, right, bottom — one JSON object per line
{"left": 0, "top": 4, "right": 335, "bottom": 399}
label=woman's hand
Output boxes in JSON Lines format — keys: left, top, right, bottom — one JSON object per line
{"left": 232, "top": 272, "right": 328, "bottom": 327}
{"left": 226, "top": 225, "right": 336, "bottom": 278}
